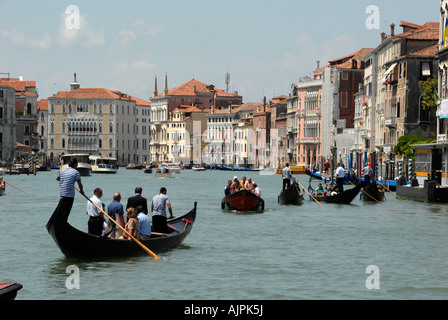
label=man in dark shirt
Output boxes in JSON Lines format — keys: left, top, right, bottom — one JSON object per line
{"left": 126, "top": 186, "right": 148, "bottom": 214}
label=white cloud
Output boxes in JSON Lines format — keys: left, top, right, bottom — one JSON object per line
{"left": 0, "top": 28, "right": 51, "bottom": 50}
{"left": 118, "top": 20, "right": 163, "bottom": 43}
{"left": 58, "top": 13, "right": 105, "bottom": 48}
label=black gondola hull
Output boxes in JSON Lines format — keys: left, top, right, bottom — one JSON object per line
{"left": 278, "top": 184, "right": 304, "bottom": 205}
{"left": 308, "top": 183, "right": 361, "bottom": 204}
{"left": 47, "top": 202, "right": 197, "bottom": 259}
{"left": 361, "top": 182, "right": 385, "bottom": 201}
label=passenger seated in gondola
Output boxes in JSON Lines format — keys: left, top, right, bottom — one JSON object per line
{"left": 120, "top": 207, "right": 140, "bottom": 240}
{"left": 252, "top": 183, "right": 261, "bottom": 197}
{"left": 224, "top": 180, "right": 232, "bottom": 196}
{"left": 240, "top": 176, "right": 247, "bottom": 189}
{"left": 230, "top": 177, "right": 240, "bottom": 193}
{"left": 137, "top": 205, "right": 151, "bottom": 240}
{"left": 315, "top": 183, "right": 325, "bottom": 196}
{"left": 161, "top": 166, "right": 166, "bottom": 173}
{"left": 245, "top": 177, "right": 254, "bottom": 190}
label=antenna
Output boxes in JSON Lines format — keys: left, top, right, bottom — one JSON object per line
{"left": 225, "top": 70, "right": 230, "bottom": 93}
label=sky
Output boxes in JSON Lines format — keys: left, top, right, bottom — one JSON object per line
{"left": 0, "top": 0, "right": 440, "bottom": 103}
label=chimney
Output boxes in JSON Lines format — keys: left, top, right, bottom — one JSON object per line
{"left": 316, "top": 61, "right": 320, "bottom": 69}
{"left": 381, "top": 32, "right": 386, "bottom": 42}
{"left": 390, "top": 23, "right": 395, "bottom": 37}
{"left": 164, "top": 73, "right": 168, "bottom": 95}
{"left": 153, "top": 75, "right": 158, "bottom": 97}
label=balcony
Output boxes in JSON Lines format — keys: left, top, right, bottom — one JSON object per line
{"left": 385, "top": 117, "right": 396, "bottom": 127}
{"left": 361, "top": 129, "right": 370, "bottom": 138}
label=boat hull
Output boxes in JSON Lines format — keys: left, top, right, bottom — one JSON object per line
{"left": 46, "top": 202, "right": 197, "bottom": 259}
{"left": 221, "top": 189, "right": 264, "bottom": 211}
{"left": 278, "top": 184, "right": 304, "bottom": 205}
{"left": 361, "top": 182, "right": 385, "bottom": 201}
{"left": 0, "top": 282, "right": 22, "bottom": 300}
{"left": 308, "top": 183, "right": 361, "bottom": 204}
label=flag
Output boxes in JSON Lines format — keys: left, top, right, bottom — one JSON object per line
{"left": 444, "top": 17, "right": 448, "bottom": 49}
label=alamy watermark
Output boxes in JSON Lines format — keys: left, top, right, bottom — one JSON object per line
{"left": 66, "top": 265, "right": 80, "bottom": 290}
{"left": 365, "top": 265, "right": 380, "bottom": 290}
{"left": 365, "top": 5, "right": 380, "bottom": 30}
{"left": 65, "top": 5, "right": 80, "bottom": 30}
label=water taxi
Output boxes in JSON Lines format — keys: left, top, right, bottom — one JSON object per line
{"left": 60, "top": 154, "right": 92, "bottom": 176}
{"left": 162, "top": 162, "right": 182, "bottom": 173}
{"left": 89, "top": 155, "right": 118, "bottom": 174}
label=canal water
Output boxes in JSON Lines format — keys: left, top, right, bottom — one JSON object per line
{"left": 1, "top": 168, "right": 448, "bottom": 300}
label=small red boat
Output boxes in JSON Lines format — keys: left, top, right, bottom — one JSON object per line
{"left": 221, "top": 189, "right": 264, "bottom": 212}
{"left": 0, "top": 282, "right": 23, "bottom": 300}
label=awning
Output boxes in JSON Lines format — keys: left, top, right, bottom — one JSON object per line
{"left": 381, "top": 63, "right": 398, "bottom": 83}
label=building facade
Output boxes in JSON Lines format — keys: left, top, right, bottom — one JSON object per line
{"left": 0, "top": 85, "right": 17, "bottom": 161}
{"left": 47, "top": 77, "right": 150, "bottom": 165}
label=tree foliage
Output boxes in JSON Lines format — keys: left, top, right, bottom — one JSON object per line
{"left": 393, "top": 134, "right": 425, "bottom": 159}
{"left": 419, "top": 75, "right": 438, "bottom": 110}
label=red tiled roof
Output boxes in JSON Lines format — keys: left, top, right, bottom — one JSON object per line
{"left": 156, "top": 78, "right": 241, "bottom": 98}
{"left": 37, "top": 99, "right": 49, "bottom": 111}
{"left": 50, "top": 88, "right": 125, "bottom": 100}
{"left": 407, "top": 43, "right": 438, "bottom": 57}
{"left": 0, "top": 78, "right": 36, "bottom": 92}
{"left": 395, "top": 22, "right": 439, "bottom": 40}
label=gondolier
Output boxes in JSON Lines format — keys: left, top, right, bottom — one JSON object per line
{"left": 335, "top": 163, "right": 345, "bottom": 193}
{"left": 151, "top": 187, "right": 174, "bottom": 233}
{"left": 282, "top": 163, "right": 293, "bottom": 190}
{"left": 51, "top": 158, "right": 84, "bottom": 223}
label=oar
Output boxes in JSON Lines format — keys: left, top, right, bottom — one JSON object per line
{"left": 348, "top": 180, "right": 380, "bottom": 203}
{"left": 2, "top": 179, "right": 28, "bottom": 195}
{"left": 75, "top": 187, "right": 160, "bottom": 260}
{"left": 377, "top": 181, "right": 404, "bottom": 202}
{"left": 296, "top": 180, "right": 322, "bottom": 206}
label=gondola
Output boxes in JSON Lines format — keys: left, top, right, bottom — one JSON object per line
{"left": 360, "top": 181, "right": 385, "bottom": 201}
{"left": 221, "top": 189, "right": 264, "bottom": 212}
{"left": 308, "top": 182, "right": 361, "bottom": 204}
{"left": 0, "top": 282, "right": 22, "bottom": 300}
{"left": 278, "top": 183, "right": 304, "bottom": 205}
{"left": 46, "top": 201, "right": 197, "bottom": 259}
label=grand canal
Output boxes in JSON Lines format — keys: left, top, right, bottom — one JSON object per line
{"left": 1, "top": 168, "right": 448, "bottom": 300}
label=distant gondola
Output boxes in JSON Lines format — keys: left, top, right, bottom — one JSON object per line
{"left": 361, "top": 181, "right": 385, "bottom": 202}
{"left": 0, "top": 282, "right": 22, "bottom": 300}
{"left": 308, "top": 182, "right": 361, "bottom": 204}
{"left": 278, "top": 183, "right": 304, "bottom": 205}
{"left": 221, "top": 189, "right": 264, "bottom": 212}
{"left": 46, "top": 201, "right": 197, "bottom": 259}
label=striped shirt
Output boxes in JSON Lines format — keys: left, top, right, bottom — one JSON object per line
{"left": 58, "top": 167, "right": 81, "bottom": 198}
{"left": 151, "top": 193, "right": 170, "bottom": 217}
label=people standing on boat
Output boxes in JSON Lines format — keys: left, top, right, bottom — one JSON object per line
{"left": 53, "top": 157, "right": 84, "bottom": 222}
{"left": 122, "top": 207, "right": 140, "bottom": 240}
{"left": 126, "top": 186, "right": 148, "bottom": 214}
{"left": 362, "top": 162, "right": 373, "bottom": 183}
{"left": 282, "top": 163, "right": 293, "bottom": 190}
{"left": 106, "top": 192, "right": 125, "bottom": 239}
{"left": 224, "top": 180, "right": 232, "bottom": 196}
{"left": 151, "top": 187, "right": 174, "bottom": 233}
{"left": 137, "top": 205, "right": 151, "bottom": 240}
{"left": 86, "top": 188, "right": 105, "bottom": 236}
{"left": 335, "top": 163, "right": 345, "bottom": 193}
